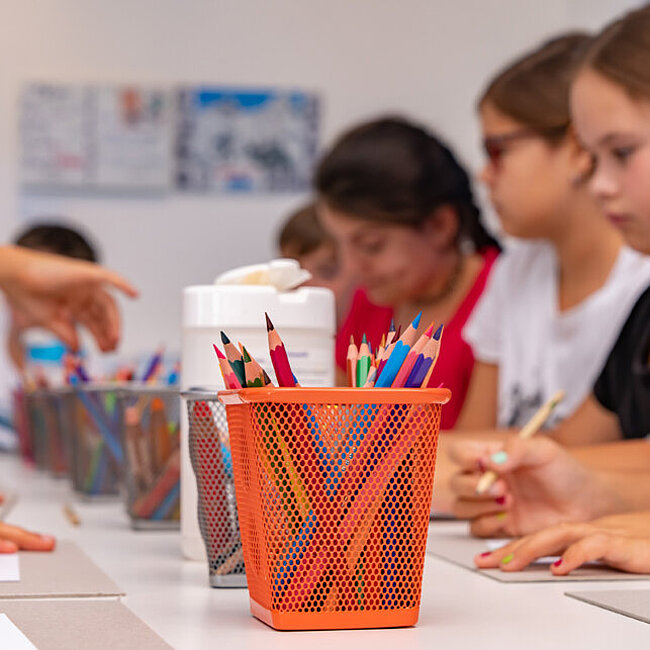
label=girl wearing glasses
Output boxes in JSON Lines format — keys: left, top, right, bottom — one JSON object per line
{"left": 316, "top": 117, "right": 500, "bottom": 428}
{"left": 452, "top": 6, "right": 650, "bottom": 573}
{"left": 458, "top": 33, "right": 650, "bottom": 442}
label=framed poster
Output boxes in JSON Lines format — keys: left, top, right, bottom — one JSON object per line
{"left": 175, "top": 86, "right": 319, "bottom": 193}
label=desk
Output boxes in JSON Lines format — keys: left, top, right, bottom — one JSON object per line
{"left": 0, "top": 454, "right": 648, "bottom": 649}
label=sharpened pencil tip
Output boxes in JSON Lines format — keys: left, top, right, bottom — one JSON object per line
{"left": 433, "top": 324, "right": 444, "bottom": 341}
{"left": 220, "top": 331, "right": 230, "bottom": 344}
{"left": 213, "top": 344, "right": 226, "bottom": 359}
{"left": 241, "top": 346, "right": 251, "bottom": 362}
{"left": 362, "top": 333, "right": 367, "bottom": 344}
{"left": 389, "top": 318, "right": 395, "bottom": 332}
{"left": 349, "top": 334, "right": 355, "bottom": 345}
{"left": 412, "top": 312, "right": 422, "bottom": 329}
{"left": 265, "top": 312, "right": 274, "bottom": 331}
{"left": 424, "top": 322, "right": 435, "bottom": 338}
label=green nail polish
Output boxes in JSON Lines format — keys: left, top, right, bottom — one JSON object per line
{"left": 491, "top": 451, "right": 508, "bottom": 465}
{"left": 501, "top": 553, "right": 514, "bottom": 565}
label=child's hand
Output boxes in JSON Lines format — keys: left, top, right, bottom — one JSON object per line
{"left": 475, "top": 511, "right": 650, "bottom": 574}
{"left": 0, "top": 245, "right": 138, "bottom": 355}
{"left": 447, "top": 436, "right": 622, "bottom": 537}
{"left": 0, "top": 522, "right": 56, "bottom": 553}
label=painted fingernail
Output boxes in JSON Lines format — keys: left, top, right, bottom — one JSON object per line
{"left": 553, "top": 558, "right": 562, "bottom": 567}
{"left": 495, "top": 496, "right": 506, "bottom": 505}
{"left": 477, "top": 458, "right": 486, "bottom": 473}
{"left": 479, "top": 551, "right": 491, "bottom": 557}
{"left": 496, "top": 512, "right": 507, "bottom": 521}
{"left": 491, "top": 451, "right": 508, "bottom": 465}
{"left": 501, "top": 553, "right": 514, "bottom": 565}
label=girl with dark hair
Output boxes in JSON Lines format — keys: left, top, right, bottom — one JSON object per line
{"left": 457, "top": 33, "right": 650, "bottom": 436}
{"left": 316, "top": 116, "right": 500, "bottom": 429}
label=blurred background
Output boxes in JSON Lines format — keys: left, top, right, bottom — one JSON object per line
{"left": 0, "top": 0, "right": 641, "bottom": 377}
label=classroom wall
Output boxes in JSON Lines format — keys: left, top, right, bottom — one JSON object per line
{"left": 0, "top": 0, "right": 640, "bottom": 368}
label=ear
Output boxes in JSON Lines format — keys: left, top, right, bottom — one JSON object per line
{"left": 564, "top": 126, "right": 594, "bottom": 186}
{"left": 422, "top": 204, "right": 460, "bottom": 250}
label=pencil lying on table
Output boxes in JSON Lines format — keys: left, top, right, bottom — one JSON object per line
{"left": 475, "top": 390, "right": 565, "bottom": 495}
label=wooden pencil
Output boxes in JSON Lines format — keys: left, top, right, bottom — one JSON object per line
{"left": 356, "top": 334, "right": 372, "bottom": 388}
{"left": 220, "top": 331, "right": 246, "bottom": 387}
{"left": 265, "top": 313, "right": 296, "bottom": 387}
{"left": 213, "top": 344, "right": 242, "bottom": 389}
{"left": 346, "top": 336, "right": 358, "bottom": 388}
{"left": 242, "top": 346, "right": 272, "bottom": 387}
{"left": 475, "top": 390, "right": 565, "bottom": 495}
{"left": 391, "top": 321, "right": 435, "bottom": 387}
{"left": 374, "top": 312, "right": 422, "bottom": 387}
{"left": 404, "top": 324, "right": 443, "bottom": 388}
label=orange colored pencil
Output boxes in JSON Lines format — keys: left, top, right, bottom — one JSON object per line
{"left": 242, "top": 346, "right": 273, "bottom": 387}
{"left": 346, "top": 336, "right": 358, "bottom": 388}
{"left": 391, "top": 321, "right": 435, "bottom": 388}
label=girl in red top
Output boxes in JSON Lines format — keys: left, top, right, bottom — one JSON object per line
{"left": 315, "top": 117, "right": 500, "bottom": 428}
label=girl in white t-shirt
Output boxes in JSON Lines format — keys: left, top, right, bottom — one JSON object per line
{"left": 457, "top": 33, "right": 650, "bottom": 440}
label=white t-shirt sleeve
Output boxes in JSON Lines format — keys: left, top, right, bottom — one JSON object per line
{"left": 463, "top": 254, "right": 508, "bottom": 364}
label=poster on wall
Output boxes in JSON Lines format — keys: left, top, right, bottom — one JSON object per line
{"left": 20, "top": 83, "right": 173, "bottom": 192}
{"left": 175, "top": 86, "right": 319, "bottom": 193}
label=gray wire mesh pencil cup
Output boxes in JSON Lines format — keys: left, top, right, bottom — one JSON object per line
{"left": 183, "top": 389, "right": 246, "bottom": 588}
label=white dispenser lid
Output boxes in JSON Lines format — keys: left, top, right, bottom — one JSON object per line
{"left": 183, "top": 284, "right": 335, "bottom": 333}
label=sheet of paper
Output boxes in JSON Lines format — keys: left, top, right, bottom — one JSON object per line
{"left": 566, "top": 589, "right": 650, "bottom": 624}
{"left": 0, "top": 555, "right": 20, "bottom": 582}
{"left": 427, "top": 523, "right": 650, "bottom": 583}
{"left": 0, "top": 614, "right": 37, "bottom": 649}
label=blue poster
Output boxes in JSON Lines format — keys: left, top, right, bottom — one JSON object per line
{"left": 175, "top": 86, "right": 319, "bottom": 193}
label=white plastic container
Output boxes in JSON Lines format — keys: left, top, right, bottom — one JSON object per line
{"left": 180, "top": 284, "right": 335, "bottom": 560}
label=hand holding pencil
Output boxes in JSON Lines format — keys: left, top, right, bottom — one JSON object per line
{"left": 475, "top": 390, "right": 565, "bottom": 495}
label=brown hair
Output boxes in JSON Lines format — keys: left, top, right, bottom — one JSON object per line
{"left": 278, "top": 202, "right": 333, "bottom": 258}
{"left": 480, "top": 32, "right": 592, "bottom": 138}
{"left": 315, "top": 116, "right": 499, "bottom": 252}
{"left": 14, "top": 222, "right": 98, "bottom": 262}
{"left": 581, "top": 5, "right": 650, "bottom": 100}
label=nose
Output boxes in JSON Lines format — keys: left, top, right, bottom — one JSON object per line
{"left": 478, "top": 161, "right": 495, "bottom": 188}
{"left": 588, "top": 163, "right": 618, "bottom": 202}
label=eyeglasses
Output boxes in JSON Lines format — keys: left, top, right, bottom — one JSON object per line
{"left": 482, "top": 125, "right": 568, "bottom": 168}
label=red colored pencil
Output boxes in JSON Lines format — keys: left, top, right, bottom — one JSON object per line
{"left": 213, "top": 344, "right": 242, "bottom": 389}
{"left": 391, "top": 321, "right": 435, "bottom": 387}
{"left": 265, "top": 313, "right": 296, "bottom": 387}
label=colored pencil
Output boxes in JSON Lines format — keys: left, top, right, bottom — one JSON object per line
{"left": 132, "top": 449, "right": 181, "bottom": 518}
{"left": 265, "top": 313, "right": 297, "bottom": 387}
{"left": 142, "top": 346, "right": 164, "bottom": 383}
{"left": 242, "top": 346, "right": 272, "bottom": 387}
{"left": 220, "top": 331, "right": 246, "bottom": 387}
{"left": 404, "top": 325, "right": 443, "bottom": 388}
{"left": 356, "top": 334, "right": 372, "bottom": 388}
{"left": 213, "top": 344, "right": 242, "bottom": 389}
{"left": 374, "top": 312, "right": 422, "bottom": 387}
{"left": 476, "top": 390, "right": 565, "bottom": 495}
{"left": 151, "top": 397, "right": 171, "bottom": 471}
{"left": 391, "top": 321, "right": 435, "bottom": 387}
{"left": 346, "top": 336, "right": 358, "bottom": 388}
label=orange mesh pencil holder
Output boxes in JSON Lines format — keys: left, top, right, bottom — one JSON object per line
{"left": 219, "top": 386, "right": 451, "bottom": 631}
{"left": 184, "top": 390, "right": 246, "bottom": 588}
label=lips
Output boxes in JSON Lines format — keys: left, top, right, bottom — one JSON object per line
{"left": 605, "top": 212, "right": 632, "bottom": 227}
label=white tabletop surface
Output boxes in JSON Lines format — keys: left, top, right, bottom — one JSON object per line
{"left": 0, "top": 454, "right": 648, "bottom": 649}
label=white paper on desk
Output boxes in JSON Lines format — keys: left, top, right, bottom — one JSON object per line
{"left": 0, "top": 554, "right": 20, "bottom": 581}
{"left": 0, "top": 614, "right": 37, "bottom": 649}
{"left": 486, "top": 539, "right": 558, "bottom": 564}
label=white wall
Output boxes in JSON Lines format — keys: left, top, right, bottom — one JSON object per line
{"left": 0, "top": 0, "right": 639, "bottom": 366}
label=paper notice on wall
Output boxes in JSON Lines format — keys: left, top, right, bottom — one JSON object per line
{"left": 20, "top": 83, "right": 172, "bottom": 192}
{"left": 0, "top": 553, "right": 20, "bottom": 581}
{"left": 175, "top": 86, "right": 319, "bottom": 193}
{"left": 0, "top": 615, "right": 36, "bottom": 649}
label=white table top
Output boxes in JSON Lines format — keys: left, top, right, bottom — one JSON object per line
{"left": 0, "top": 454, "right": 648, "bottom": 649}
